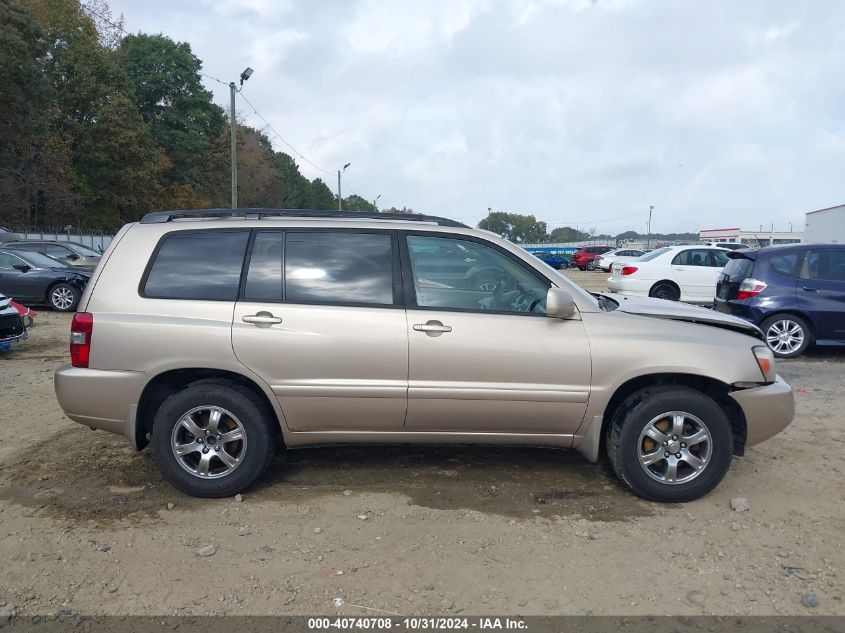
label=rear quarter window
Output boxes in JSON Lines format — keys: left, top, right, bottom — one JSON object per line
{"left": 768, "top": 252, "right": 800, "bottom": 278}
{"left": 142, "top": 230, "right": 250, "bottom": 300}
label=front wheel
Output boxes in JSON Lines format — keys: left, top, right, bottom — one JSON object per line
{"left": 607, "top": 386, "right": 733, "bottom": 502}
{"left": 48, "top": 283, "right": 80, "bottom": 312}
{"left": 150, "top": 379, "right": 277, "bottom": 497}
{"left": 761, "top": 314, "right": 811, "bottom": 358}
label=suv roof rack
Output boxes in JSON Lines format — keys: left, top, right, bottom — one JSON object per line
{"left": 140, "top": 208, "right": 468, "bottom": 228}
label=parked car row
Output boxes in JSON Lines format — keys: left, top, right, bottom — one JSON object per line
{"left": 604, "top": 243, "right": 845, "bottom": 358}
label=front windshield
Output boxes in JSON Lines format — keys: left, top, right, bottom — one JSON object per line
{"left": 19, "top": 251, "right": 72, "bottom": 269}
{"left": 69, "top": 243, "right": 100, "bottom": 256}
{"left": 638, "top": 247, "right": 671, "bottom": 261}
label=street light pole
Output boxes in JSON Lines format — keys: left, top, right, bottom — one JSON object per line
{"left": 374, "top": 194, "right": 381, "bottom": 212}
{"left": 337, "top": 163, "right": 350, "bottom": 211}
{"left": 229, "top": 67, "right": 254, "bottom": 209}
{"left": 646, "top": 205, "right": 654, "bottom": 249}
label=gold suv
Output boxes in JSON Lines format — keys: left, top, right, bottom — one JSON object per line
{"left": 55, "top": 210, "right": 794, "bottom": 502}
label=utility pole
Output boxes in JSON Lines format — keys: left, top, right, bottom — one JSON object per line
{"left": 230, "top": 82, "right": 238, "bottom": 209}
{"left": 647, "top": 205, "right": 654, "bottom": 249}
{"left": 337, "top": 163, "right": 350, "bottom": 211}
{"left": 229, "top": 67, "right": 254, "bottom": 209}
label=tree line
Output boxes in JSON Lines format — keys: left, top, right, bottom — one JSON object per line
{"left": 478, "top": 211, "right": 698, "bottom": 244}
{"left": 0, "top": 0, "right": 408, "bottom": 231}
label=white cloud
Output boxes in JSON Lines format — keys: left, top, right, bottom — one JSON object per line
{"left": 109, "top": 0, "right": 845, "bottom": 234}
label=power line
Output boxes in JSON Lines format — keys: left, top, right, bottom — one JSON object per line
{"left": 237, "top": 91, "right": 334, "bottom": 177}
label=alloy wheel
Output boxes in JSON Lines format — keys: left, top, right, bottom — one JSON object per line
{"left": 637, "top": 411, "right": 712, "bottom": 484}
{"left": 766, "top": 319, "right": 805, "bottom": 355}
{"left": 51, "top": 286, "right": 75, "bottom": 310}
{"left": 171, "top": 406, "right": 248, "bottom": 479}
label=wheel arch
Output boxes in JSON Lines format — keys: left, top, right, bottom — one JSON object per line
{"left": 578, "top": 372, "right": 747, "bottom": 462}
{"left": 135, "top": 368, "right": 284, "bottom": 451}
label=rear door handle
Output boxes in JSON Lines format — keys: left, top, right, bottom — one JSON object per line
{"left": 802, "top": 287, "right": 819, "bottom": 293}
{"left": 413, "top": 320, "right": 452, "bottom": 336}
{"left": 242, "top": 311, "right": 282, "bottom": 327}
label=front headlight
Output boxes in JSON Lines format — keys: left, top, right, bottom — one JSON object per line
{"left": 752, "top": 346, "right": 776, "bottom": 383}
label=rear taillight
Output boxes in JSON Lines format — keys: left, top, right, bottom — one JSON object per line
{"left": 621, "top": 266, "right": 638, "bottom": 276}
{"left": 70, "top": 312, "right": 93, "bottom": 368}
{"left": 737, "top": 278, "right": 767, "bottom": 300}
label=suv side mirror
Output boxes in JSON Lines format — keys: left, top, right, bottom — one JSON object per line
{"left": 12, "top": 264, "right": 31, "bottom": 272}
{"left": 65, "top": 253, "right": 79, "bottom": 261}
{"left": 546, "top": 288, "right": 577, "bottom": 319}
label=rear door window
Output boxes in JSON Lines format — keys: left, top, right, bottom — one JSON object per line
{"left": 672, "top": 249, "right": 711, "bottom": 266}
{"left": 143, "top": 230, "right": 250, "bottom": 300}
{"left": 284, "top": 232, "right": 395, "bottom": 305}
{"left": 243, "top": 231, "right": 283, "bottom": 302}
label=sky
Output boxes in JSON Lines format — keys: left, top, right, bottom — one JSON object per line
{"left": 107, "top": 0, "right": 845, "bottom": 236}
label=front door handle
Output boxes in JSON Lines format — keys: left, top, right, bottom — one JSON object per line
{"left": 413, "top": 320, "right": 452, "bottom": 336}
{"left": 802, "top": 287, "right": 819, "bottom": 293}
{"left": 242, "top": 311, "right": 282, "bottom": 327}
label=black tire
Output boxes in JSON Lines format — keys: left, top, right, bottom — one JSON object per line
{"left": 606, "top": 386, "right": 733, "bottom": 503}
{"left": 586, "top": 261, "right": 596, "bottom": 271}
{"left": 48, "top": 283, "right": 81, "bottom": 312}
{"left": 760, "top": 313, "right": 812, "bottom": 359}
{"left": 577, "top": 265, "right": 586, "bottom": 271}
{"left": 649, "top": 281, "right": 680, "bottom": 301}
{"left": 150, "top": 379, "right": 277, "bottom": 497}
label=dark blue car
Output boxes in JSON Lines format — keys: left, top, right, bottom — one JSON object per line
{"left": 532, "top": 252, "right": 569, "bottom": 270}
{"left": 714, "top": 244, "right": 845, "bottom": 358}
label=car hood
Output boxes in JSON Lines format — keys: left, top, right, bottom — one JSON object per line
{"left": 606, "top": 293, "right": 764, "bottom": 340}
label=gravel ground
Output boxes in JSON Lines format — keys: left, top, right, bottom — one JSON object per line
{"left": 0, "top": 276, "right": 843, "bottom": 617}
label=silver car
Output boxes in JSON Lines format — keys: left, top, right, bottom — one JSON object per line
{"left": 596, "top": 248, "right": 646, "bottom": 272}
{"left": 6, "top": 240, "right": 102, "bottom": 270}
{"left": 54, "top": 209, "right": 794, "bottom": 502}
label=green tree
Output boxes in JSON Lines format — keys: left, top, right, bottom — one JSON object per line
{"left": 478, "top": 211, "right": 547, "bottom": 243}
{"left": 0, "top": 0, "right": 53, "bottom": 225}
{"left": 342, "top": 194, "right": 376, "bottom": 212}
{"left": 16, "top": 0, "right": 164, "bottom": 227}
{"left": 549, "top": 226, "right": 590, "bottom": 243}
{"left": 298, "top": 178, "right": 335, "bottom": 210}
{"left": 118, "top": 33, "right": 225, "bottom": 193}
{"left": 74, "top": 93, "right": 165, "bottom": 224}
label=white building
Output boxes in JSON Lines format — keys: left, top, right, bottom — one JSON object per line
{"left": 804, "top": 204, "right": 845, "bottom": 244}
{"left": 698, "top": 227, "right": 803, "bottom": 248}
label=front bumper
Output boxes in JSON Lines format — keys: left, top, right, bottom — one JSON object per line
{"left": 729, "top": 374, "right": 794, "bottom": 447}
{"left": 54, "top": 364, "right": 149, "bottom": 447}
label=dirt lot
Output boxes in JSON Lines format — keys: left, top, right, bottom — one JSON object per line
{"left": 1, "top": 273, "right": 843, "bottom": 617}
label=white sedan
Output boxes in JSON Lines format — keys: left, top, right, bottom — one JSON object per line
{"left": 596, "top": 247, "right": 646, "bottom": 272}
{"left": 606, "top": 245, "right": 730, "bottom": 303}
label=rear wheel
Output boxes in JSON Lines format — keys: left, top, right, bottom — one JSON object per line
{"left": 761, "top": 314, "right": 811, "bottom": 358}
{"left": 48, "top": 283, "right": 80, "bottom": 312}
{"left": 649, "top": 281, "right": 680, "bottom": 301}
{"left": 607, "top": 386, "right": 733, "bottom": 502}
{"left": 150, "top": 379, "right": 276, "bottom": 497}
